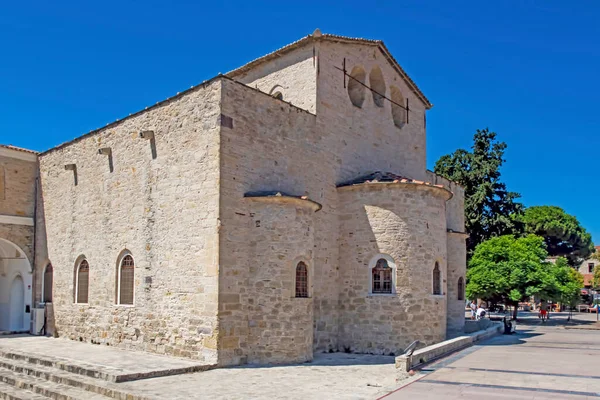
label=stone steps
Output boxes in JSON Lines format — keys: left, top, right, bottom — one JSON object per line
{"left": 0, "top": 349, "right": 114, "bottom": 382}
{"left": 0, "top": 380, "right": 46, "bottom": 400}
{"left": 0, "top": 351, "right": 150, "bottom": 400}
{"left": 0, "top": 366, "right": 111, "bottom": 400}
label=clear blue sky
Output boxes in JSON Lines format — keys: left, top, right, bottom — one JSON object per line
{"left": 1, "top": 1, "right": 598, "bottom": 242}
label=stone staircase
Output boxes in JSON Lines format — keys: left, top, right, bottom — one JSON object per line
{"left": 0, "top": 349, "right": 148, "bottom": 400}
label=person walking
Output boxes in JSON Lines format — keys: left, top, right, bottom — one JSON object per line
{"left": 470, "top": 301, "right": 477, "bottom": 320}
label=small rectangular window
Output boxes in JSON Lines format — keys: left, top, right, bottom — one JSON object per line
{"left": 589, "top": 263, "right": 595, "bottom": 273}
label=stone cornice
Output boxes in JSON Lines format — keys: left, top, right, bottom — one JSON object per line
{"left": 337, "top": 181, "right": 453, "bottom": 201}
{"left": 0, "top": 146, "right": 38, "bottom": 162}
{"left": 447, "top": 229, "right": 469, "bottom": 238}
{"left": 0, "top": 215, "right": 34, "bottom": 226}
{"left": 244, "top": 192, "right": 322, "bottom": 212}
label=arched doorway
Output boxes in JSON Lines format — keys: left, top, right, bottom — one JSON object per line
{"left": 0, "top": 239, "right": 32, "bottom": 332}
{"left": 9, "top": 276, "right": 25, "bottom": 331}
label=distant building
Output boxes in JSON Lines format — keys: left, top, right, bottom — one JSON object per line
{"left": 578, "top": 245, "right": 600, "bottom": 289}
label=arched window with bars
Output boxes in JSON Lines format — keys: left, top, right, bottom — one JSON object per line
{"left": 117, "top": 254, "right": 135, "bottom": 305}
{"left": 433, "top": 262, "right": 442, "bottom": 295}
{"left": 295, "top": 262, "right": 308, "bottom": 298}
{"left": 43, "top": 263, "right": 53, "bottom": 303}
{"left": 370, "top": 255, "right": 396, "bottom": 295}
{"left": 75, "top": 259, "right": 89, "bottom": 304}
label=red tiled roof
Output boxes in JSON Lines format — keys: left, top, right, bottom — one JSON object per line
{"left": 244, "top": 191, "right": 322, "bottom": 211}
{"left": 336, "top": 171, "right": 446, "bottom": 189}
{"left": 0, "top": 144, "right": 38, "bottom": 155}
{"left": 584, "top": 274, "right": 594, "bottom": 287}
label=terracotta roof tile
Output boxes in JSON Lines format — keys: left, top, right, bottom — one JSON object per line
{"left": 244, "top": 191, "right": 322, "bottom": 211}
{"left": 336, "top": 171, "right": 446, "bottom": 189}
{"left": 0, "top": 144, "right": 38, "bottom": 155}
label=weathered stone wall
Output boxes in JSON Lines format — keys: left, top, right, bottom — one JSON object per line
{"left": 0, "top": 153, "right": 37, "bottom": 332}
{"left": 338, "top": 184, "right": 450, "bottom": 354}
{"left": 315, "top": 41, "right": 430, "bottom": 350}
{"left": 317, "top": 40, "right": 429, "bottom": 184}
{"left": 230, "top": 42, "right": 317, "bottom": 114}
{"left": 228, "top": 38, "right": 435, "bottom": 354}
{"left": 244, "top": 199, "right": 315, "bottom": 364}
{"left": 446, "top": 233, "right": 467, "bottom": 335}
{"left": 217, "top": 79, "right": 319, "bottom": 365}
{"left": 37, "top": 80, "right": 222, "bottom": 362}
{"left": 0, "top": 154, "right": 37, "bottom": 219}
{"left": 0, "top": 223, "right": 34, "bottom": 267}
{"left": 425, "top": 171, "right": 465, "bottom": 232}
{"left": 425, "top": 171, "right": 467, "bottom": 334}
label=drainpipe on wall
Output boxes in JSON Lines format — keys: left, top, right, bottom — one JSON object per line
{"left": 31, "top": 174, "right": 38, "bottom": 333}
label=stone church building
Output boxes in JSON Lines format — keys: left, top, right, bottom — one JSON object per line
{"left": 0, "top": 31, "right": 467, "bottom": 366}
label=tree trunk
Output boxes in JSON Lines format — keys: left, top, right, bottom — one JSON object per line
{"left": 512, "top": 302, "right": 519, "bottom": 320}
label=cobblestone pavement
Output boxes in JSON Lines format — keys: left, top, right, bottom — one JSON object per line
{"left": 120, "top": 353, "right": 398, "bottom": 400}
{"left": 384, "top": 312, "right": 600, "bottom": 399}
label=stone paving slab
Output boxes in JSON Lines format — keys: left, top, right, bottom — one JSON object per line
{"left": 0, "top": 335, "right": 213, "bottom": 382}
{"left": 119, "top": 353, "right": 398, "bottom": 400}
{"left": 384, "top": 313, "right": 600, "bottom": 399}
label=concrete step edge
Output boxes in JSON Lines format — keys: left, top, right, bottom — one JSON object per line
{"left": 0, "top": 379, "right": 48, "bottom": 400}
{"left": 0, "top": 366, "right": 111, "bottom": 400}
{"left": 0, "top": 359, "right": 148, "bottom": 400}
{"left": 0, "top": 350, "right": 114, "bottom": 383}
{"left": 0, "top": 348, "right": 214, "bottom": 383}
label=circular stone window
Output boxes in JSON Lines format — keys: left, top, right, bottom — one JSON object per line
{"left": 369, "top": 66, "right": 386, "bottom": 107}
{"left": 347, "top": 66, "right": 367, "bottom": 108}
{"left": 390, "top": 85, "right": 406, "bottom": 128}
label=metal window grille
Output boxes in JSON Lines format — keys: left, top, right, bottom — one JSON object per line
{"left": 458, "top": 277, "right": 464, "bottom": 301}
{"left": 119, "top": 255, "right": 135, "bottom": 305}
{"left": 372, "top": 259, "right": 392, "bottom": 294}
{"left": 433, "top": 263, "right": 441, "bottom": 295}
{"left": 77, "top": 260, "right": 89, "bottom": 303}
{"left": 43, "top": 264, "right": 53, "bottom": 303}
{"left": 295, "top": 262, "right": 308, "bottom": 298}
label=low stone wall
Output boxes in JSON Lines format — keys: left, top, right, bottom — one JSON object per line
{"left": 395, "top": 322, "right": 502, "bottom": 374}
{"left": 464, "top": 319, "right": 492, "bottom": 333}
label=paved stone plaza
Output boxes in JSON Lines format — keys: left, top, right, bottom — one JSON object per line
{"left": 0, "top": 312, "right": 599, "bottom": 399}
{"left": 386, "top": 312, "right": 600, "bottom": 399}
{"left": 120, "top": 312, "right": 600, "bottom": 399}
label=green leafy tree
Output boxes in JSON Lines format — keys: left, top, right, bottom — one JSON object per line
{"left": 552, "top": 257, "right": 584, "bottom": 320}
{"left": 592, "top": 260, "right": 600, "bottom": 289}
{"left": 519, "top": 206, "right": 594, "bottom": 265}
{"left": 434, "top": 128, "right": 523, "bottom": 255}
{"left": 466, "top": 235, "right": 554, "bottom": 319}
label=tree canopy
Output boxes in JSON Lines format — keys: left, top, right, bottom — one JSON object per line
{"left": 551, "top": 257, "right": 584, "bottom": 315}
{"left": 592, "top": 251, "right": 600, "bottom": 289}
{"left": 466, "top": 235, "right": 582, "bottom": 319}
{"left": 519, "top": 206, "right": 594, "bottom": 265}
{"left": 434, "top": 128, "right": 523, "bottom": 254}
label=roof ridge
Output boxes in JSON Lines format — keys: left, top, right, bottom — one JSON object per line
{"left": 0, "top": 144, "right": 38, "bottom": 155}
{"left": 226, "top": 31, "right": 431, "bottom": 108}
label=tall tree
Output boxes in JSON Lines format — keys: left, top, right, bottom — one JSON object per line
{"left": 519, "top": 206, "right": 594, "bottom": 265}
{"left": 466, "top": 235, "right": 554, "bottom": 319}
{"left": 552, "top": 257, "right": 584, "bottom": 320}
{"left": 434, "top": 128, "right": 523, "bottom": 254}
